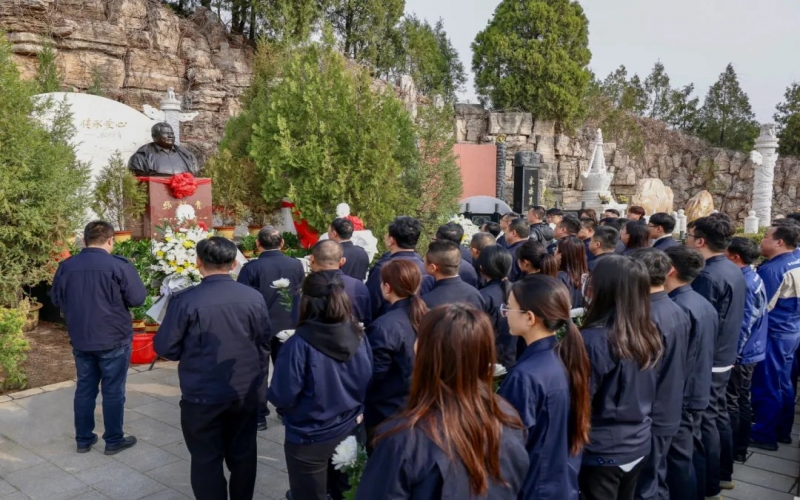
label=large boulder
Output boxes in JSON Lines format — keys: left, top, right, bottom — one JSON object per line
{"left": 685, "top": 190, "right": 715, "bottom": 222}
{"left": 630, "top": 178, "right": 674, "bottom": 215}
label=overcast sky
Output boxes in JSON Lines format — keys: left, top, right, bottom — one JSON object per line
{"left": 403, "top": 0, "right": 800, "bottom": 122}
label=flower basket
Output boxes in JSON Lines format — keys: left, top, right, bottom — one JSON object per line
{"left": 114, "top": 231, "right": 132, "bottom": 243}
{"left": 22, "top": 301, "right": 43, "bottom": 332}
{"left": 214, "top": 226, "right": 235, "bottom": 239}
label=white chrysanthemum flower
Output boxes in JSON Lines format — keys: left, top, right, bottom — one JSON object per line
{"left": 331, "top": 435, "right": 358, "bottom": 470}
{"left": 276, "top": 330, "right": 295, "bottom": 343}
{"left": 493, "top": 364, "right": 508, "bottom": 377}
{"left": 570, "top": 308, "right": 585, "bottom": 318}
{"left": 175, "top": 204, "right": 196, "bottom": 223}
{"left": 271, "top": 278, "right": 291, "bottom": 288}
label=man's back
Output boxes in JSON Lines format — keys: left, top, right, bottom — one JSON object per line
{"left": 237, "top": 251, "right": 305, "bottom": 332}
{"left": 758, "top": 252, "right": 800, "bottom": 337}
{"left": 340, "top": 241, "right": 369, "bottom": 281}
{"left": 422, "top": 277, "right": 486, "bottom": 311}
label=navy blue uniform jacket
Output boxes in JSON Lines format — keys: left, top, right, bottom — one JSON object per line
{"left": 52, "top": 248, "right": 147, "bottom": 351}
{"left": 691, "top": 255, "right": 747, "bottom": 367}
{"left": 341, "top": 241, "right": 370, "bottom": 281}
{"left": 588, "top": 252, "right": 613, "bottom": 272}
{"left": 649, "top": 291, "right": 690, "bottom": 436}
{"left": 268, "top": 320, "right": 372, "bottom": 444}
{"left": 154, "top": 275, "right": 272, "bottom": 404}
{"left": 669, "top": 284, "right": 717, "bottom": 410}
{"left": 583, "top": 238, "right": 596, "bottom": 265}
{"left": 356, "top": 409, "right": 530, "bottom": 500}
{"left": 367, "top": 251, "right": 429, "bottom": 319}
{"left": 422, "top": 276, "right": 486, "bottom": 311}
{"left": 557, "top": 271, "right": 584, "bottom": 309}
{"left": 507, "top": 240, "right": 526, "bottom": 282}
{"left": 614, "top": 241, "right": 626, "bottom": 254}
{"left": 459, "top": 258, "right": 479, "bottom": 288}
{"left": 498, "top": 336, "right": 579, "bottom": 499}
{"left": 237, "top": 250, "right": 305, "bottom": 332}
{"left": 582, "top": 324, "right": 657, "bottom": 465}
{"left": 459, "top": 245, "right": 474, "bottom": 265}
{"left": 480, "top": 280, "right": 517, "bottom": 368}
{"left": 652, "top": 236, "right": 679, "bottom": 251}
{"left": 365, "top": 299, "right": 416, "bottom": 428}
{"left": 295, "top": 270, "right": 372, "bottom": 327}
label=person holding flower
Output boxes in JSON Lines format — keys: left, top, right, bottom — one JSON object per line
{"left": 357, "top": 304, "right": 529, "bottom": 499}
{"left": 269, "top": 271, "right": 372, "bottom": 500}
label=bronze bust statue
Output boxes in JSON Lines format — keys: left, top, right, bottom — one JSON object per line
{"left": 128, "top": 122, "right": 199, "bottom": 177}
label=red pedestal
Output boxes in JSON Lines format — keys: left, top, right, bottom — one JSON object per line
{"left": 131, "top": 179, "right": 212, "bottom": 239}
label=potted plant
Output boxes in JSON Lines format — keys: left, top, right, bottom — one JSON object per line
{"left": 131, "top": 304, "right": 147, "bottom": 331}
{"left": 20, "top": 297, "right": 43, "bottom": 333}
{"left": 202, "top": 150, "right": 250, "bottom": 239}
{"left": 139, "top": 296, "right": 158, "bottom": 332}
{"left": 92, "top": 151, "right": 147, "bottom": 242}
{"left": 239, "top": 234, "right": 258, "bottom": 259}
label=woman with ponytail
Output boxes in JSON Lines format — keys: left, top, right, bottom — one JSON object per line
{"left": 365, "top": 260, "right": 428, "bottom": 432}
{"left": 516, "top": 239, "right": 558, "bottom": 277}
{"left": 357, "top": 304, "right": 529, "bottom": 499}
{"left": 476, "top": 246, "right": 518, "bottom": 368}
{"left": 497, "top": 274, "right": 591, "bottom": 499}
{"left": 269, "top": 272, "right": 373, "bottom": 500}
{"left": 555, "top": 236, "right": 589, "bottom": 308}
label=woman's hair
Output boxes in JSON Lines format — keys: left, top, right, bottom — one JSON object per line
{"left": 624, "top": 221, "right": 651, "bottom": 250}
{"left": 511, "top": 275, "right": 591, "bottom": 455}
{"left": 582, "top": 255, "right": 663, "bottom": 369}
{"left": 578, "top": 208, "right": 598, "bottom": 224}
{"left": 477, "top": 245, "right": 513, "bottom": 302}
{"left": 376, "top": 304, "right": 523, "bottom": 495}
{"left": 556, "top": 236, "right": 588, "bottom": 289}
{"left": 298, "top": 271, "right": 361, "bottom": 333}
{"left": 380, "top": 259, "right": 428, "bottom": 333}
{"left": 516, "top": 239, "right": 558, "bottom": 277}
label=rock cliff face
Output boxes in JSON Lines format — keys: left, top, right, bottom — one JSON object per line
{"left": 1, "top": 0, "right": 253, "bottom": 162}
{"left": 456, "top": 104, "right": 800, "bottom": 222}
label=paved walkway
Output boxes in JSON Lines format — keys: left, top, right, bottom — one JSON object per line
{"left": 0, "top": 362, "right": 798, "bottom": 499}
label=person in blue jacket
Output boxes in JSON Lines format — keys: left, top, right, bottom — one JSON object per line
{"left": 587, "top": 226, "right": 620, "bottom": 272}
{"left": 328, "top": 217, "right": 369, "bottom": 281}
{"left": 305, "top": 240, "right": 371, "bottom": 327}
{"left": 663, "top": 245, "right": 718, "bottom": 500}
{"left": 504, "top": 218, "right": 531, "bottom": 281}
{"left": 51, "top": 221, "right": 147, "bottom": 456}
{"left": 629, "top": 249, "right": 691, "bottom": 500}
{"left": 476, "top": 246, "right": 517, "bottom": 367}
{"left": 366, "top": 216, "right": 429, "bottom": 319}
{"left": 648, "top": 213, "right": 678, "bottom": 251}
{"left": 621, "top": 220, "right": 651, "bottom": 255}
{"left": 578, "top": 255, "right": 663, "bottom": 500}
{"left": 268, "top": 271, "right": 372, "bottom": 500}
{"left": 546, "top": 216, "right": 580, "bottom": 255}
{"left": 496, "top": 212, "right": 520, "bottom": 249}
{"left": 364, "top": 259, "right": 427, "bottom": 432}
{"left": 555, "top": 236, "right": 588, "bottom": 308}
{"left": 515, "top": 239, "right": 557, "bottom": 277}
{"left": 435, "top": 222, "right": 479, "bottom": 287}
{"left": 357, "top": 304, "right": 530, "bottom": 500}
{"left": 422, "top": 240, "right": 486, "bottom": 311}
{"left": 721, "top": 237, "right": 768, "bottom": 480}
{"left": 686, "top": 214, "right": 747, "bottom": 499}
{"left": 237, "top": 226, "right": 305, "bottom": 430}
{"left": 498, "top": 274, "right": 591, "bottom": 499}
{"left": 578, "top": 218, "right": 597, "bottom": 265}
{"left": 751, "top": 220, "right": 800, "bottom": 451}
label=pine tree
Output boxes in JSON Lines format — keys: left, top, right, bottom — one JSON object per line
{"left": 399, "top": 16, "right": 466, "bottom": 101}
{"left": 774, "top": 82, "right": 800, "bottom": 156}
{"left": 34, "top": 42, "right": 61, "bottom": 93}
{"left": 696, "top": 63, "right": 759, "bottom": 151}
{"left": 644, "top": 61, "right": 672, "bottom": 120}
{"left": 622, "top": 74, "right": 648, "bottom": 115}
{"left": 667, "top": 84, "right": 700, "bottom": 132}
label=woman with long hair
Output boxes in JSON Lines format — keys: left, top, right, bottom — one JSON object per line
{"left": 516, "top": 239, "right": 558, "bottom": 277}
{"left": 357, "top": 305, "right": 530, "bottom": 499}
{"left": 269, "top": 272, "right": 373, "bottom": 500}
{"left": 497, "top": 275, "right": 591, "bottom": 499}
{"left": 365, "top": 260, "right": 427, "bottom": 432}
{"left": 621, "top": 220, "right": 651, "bottom": 254}
{"left": 578, "top": 255, "right": 663, "bottom": 500}
{"left": 476, "top": 246, "right": 517, "bottom": 368}
{"left": 555, "top": 236, "right": 588, "bottom": 308}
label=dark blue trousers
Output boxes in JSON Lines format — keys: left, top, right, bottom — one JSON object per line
{"left": 73, "top": 344, "right": 131, "bottom": 447}
{"left": 634, "top": 434, "right": 672, "bottom": 500}
{"left": 752, "top": 335, "right": 800, "bottom": 446}
{"left": 666, "top": 410, "right": 698, "bottom": 500}
{"left": 694, "top": 370, "right": 731, "bottom": 498}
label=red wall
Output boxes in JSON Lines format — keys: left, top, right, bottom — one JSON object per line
{"left": 454, "top": 144, "right": 497, "bottom": 199}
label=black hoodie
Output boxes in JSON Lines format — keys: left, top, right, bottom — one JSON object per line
{"left": 296, "top": 320, "right": 362, "bottom": 362}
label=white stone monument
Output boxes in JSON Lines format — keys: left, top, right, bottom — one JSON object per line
{"left": 751, "top": 124, "right": 780, "bottom": 227}
{"left": 580, "top": 129, "right": 615, "bottom": 208}
{"left": 676, "top": 209, "right": 687, "bottom": 235}
{"left": 143, "top": 88, "right": 199, "bottom": 146}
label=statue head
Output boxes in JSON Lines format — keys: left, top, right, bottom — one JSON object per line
{"left": 151, "top": 122, "right": 175, "bottom": 149}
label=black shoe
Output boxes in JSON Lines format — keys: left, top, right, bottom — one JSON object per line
{"left": 258, "top": 421, "right": 268, "bottom": 431}
{"left": 749, "top": 438, "right": 778, "bottom": 451}
{"left": 734, "top": 452, "right": 747, "bottom": 462}
{"left": 778, "top": 436, "right": 793, "bottom": 445}
{"left": 77, "top": 433, "right": 98, "bottom": 454}
{"left": 105, "top": 435, "right": 137, "bottom": 455}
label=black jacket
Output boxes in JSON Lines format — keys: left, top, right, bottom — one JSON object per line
{"left": 459, "top": 245, "right": 474, "bottom": 265}
{"left": 367, "top": 251, "right": 429, "bottom": 319}
{"left": 341, "top": 241, "right": 370, "bottom": 281}
{"left": 237, "top": 250, "right": 305, "bottom": 332}
{"left": 557, "top": 271, "right": 584, "bottom": 309}
{"left": 588, "top": 251, "right": 613, "bottom": 272}
{"left": 480, "top": 280, "right": 516, "bottom": 368}
{"left": 507, "top": 240, "right": 526, "bottom": 282}
{"left": 530, "top": 222, "right": 554, "bottom": 244}
{"left": 652, "top": 236, "right": 679, "bottom": 251}
{"left": 422, "top": 277, "right": 486, "bottom": 311}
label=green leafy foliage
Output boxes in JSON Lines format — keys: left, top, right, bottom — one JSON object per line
{"left": 34, "top": 43, "right": 61, "bottom": 93}
{"left": 667, "top": 84, "right": 700, "bottom": 132}
{"left": 92, "top": 151, "right": 148, "bottom": 231}
{"left": 130, "top": 296, "right": 155, "bottom": 323}
{"left": 239, "top": 234, "right": 257, "bottom": 252}
{"left": 0, "top": 33, "right": 92, "bottom": 307}
{"left": 201, "top": 149, "right": 254, "bottom": 225}
{"left": 696, "top": 64, "right": 760, "bottom": 152}
{"left": 0, "top": 305, "right": 30, "bottom": 390}
{"left": 644, "top": 62, "right": 672, "bottom": 120}
{"left": 472, "top": 0, "right": 591, "bottom": 124}
{"left": 579, "top": 73, "right": 645, "bottom": 157}
{"left": 774, "top": 82, "right": 800, "bottom": 157}
{"left": 112, "top": 239, "right": 157, "bottom": 294}
{"left": 399, "top": 16, "right": 466, "bottom": 101}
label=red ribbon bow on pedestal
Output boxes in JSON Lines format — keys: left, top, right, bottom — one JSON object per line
{"left": 136, "top": 173, "right": 211, "bottom": 199}
{"left": 281, "top": 200, "right": 319, "bottom": 249}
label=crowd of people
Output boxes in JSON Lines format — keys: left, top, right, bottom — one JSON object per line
{"left": 50, "top": 206, "right": 800, "bottom": 500}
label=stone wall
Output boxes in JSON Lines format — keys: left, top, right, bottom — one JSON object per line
{"left": 455, "top": 104, "right": 800, "bottom": 221}
{"left": 1, "top": 0, "right": 254, "bottom": 163}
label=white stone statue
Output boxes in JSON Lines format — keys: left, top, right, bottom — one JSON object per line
{"left": 676, "top": 209, "right": 687, "bottom": 235}
{"left": 580, "top": 129, "right": 615, "bottom": 208}
{"left": 142, "top": 88, "right": 199, "bottom": 146}
{"left": 751, "top": 124, "right": 780, "bottom": 227}
{"left": 744, "top": 210, "right": 759, "bottom": 234}
{"left": 318, "top": 202, "right": 379, "bottom": 263}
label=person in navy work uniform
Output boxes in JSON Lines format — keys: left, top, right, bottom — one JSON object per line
{"left": 588, "top": 226, "right": 620, "bottom": 272}
{"left": 578, "top": 218, "right": 597, "bottom": 265}
{"left": 476, "top": 246, "right": 517, "bottom": 367}
{"left": 498, "top": 275, "right": 591, "bottom": 500}
{"left": 357, "top": 304, "right": 529, "bottom": 500}
{"left": 366, "top": 216, "right": 429, "bottom": 320}
{"left": 516, "top": 239, "right": 558, "bottom": 277}
{"left": 751, "top": 220, "right": 800, "bottom": 451}
{"left": 328, "top": 217, "right": 369, "bottom": 281}
{"left": 578, "top": 255, "right": 664, "bottom": 500}
{"left": 685, "top": 214, "right": 746, "bottom": 499}
{"left": 435, "top": 222, "right": 478, "bottom": 286}
{"left": 422, "top": 240, "right": 486, "bottom": 311}
{"left": 52, "top": 221, "right": 147, "bottom": 455}
{"left": 495, "top": 212, "right": 519, "bottom": 249}
{"left": 648, "top": 213, "right": 678, "bottom": 251}
{"left": 547, "top": 216, "right": 580, "bottom": 255}
{"left": 504, "top": 218, "right": 531, "bottom": 281}
{"left": 555, "top": 236, "right": 588, "bottom": 308}
{"left": 364, "top": 260, "right": 427, "bottom": 433}
{"left": 603, "top": 217, "right": 630, "bottom": 254}
{"left": 629, "top": 249, "right": 691, "bottom": 500}
{"left": 621, "top": 220, "right": 651, "bottom": 255}
{"left": 154, "top": 237, "right": 272, "bottom": 500}
{"left": 662, "top": 246, "right": 718, "bottom": 500}
{"left": 237, "top": 226, "right": 305, "bottom": 430}
{"left": 269, "top": 271, "right": 372, "bottom": 500}
{"left": 306, "top": 240, "right": 371, "bottom": 327}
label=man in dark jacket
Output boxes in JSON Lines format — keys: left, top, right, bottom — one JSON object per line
{"left": 504, "top": 218, "right": 530, "bottom": 282}
{"left": 422, "top": 240, "right": 486, "bottom": 311}
{"left": 649, "top": 213, "right": 679, "bottom": 251}
{"left": 328, "top": 217, "right": 369, "bottom": 281}
{"left": 663, "top": 246, "right": 718, "bottom": 500}
{"left": 588, "top": 226, "right": 619, "bottom": 272}
{"left": 308, "top": 240, "right": 371, "bottom": 325}
{"left": 435, "top": 222, "right": 478, "bottom": 287}
{"left": 495, "top": 212, "right": 519, "bottom": 249}
{"left": 52, "top": 221, "right": 147, "bottom": 455}
{"left": 578, "top": 218, "right": 597, "bottom": 266}
{"left": 547, "top": 216, "right": 580, "bottom": 255}
{"left": 686, "top": 215, "right": 747, "bottom": 499}
{"left": 526, "top": 205, "right": 554, "bottom": 244}
{"left": 155, "top": 237, "right": 272, "bottom": 500}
